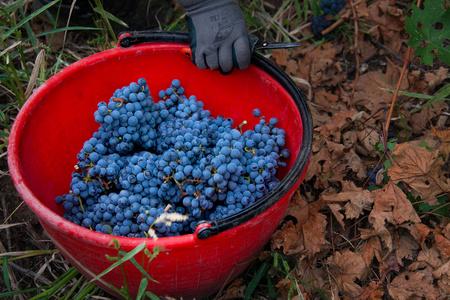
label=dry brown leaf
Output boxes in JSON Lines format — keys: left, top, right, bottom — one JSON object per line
{"left": 297, "top": 264, "right": 328, "bottom": 298}
{"left": 343, "top": 131, "right": 358, "bottom": 149}
{"left": 356, "top": 128, "right": 382, "bottom": 157}
{"left": 298, "top": 42, "right": 345, "bottom": 88}
{"left": 424, "top": 67, "right": 449, "bottom": 91}
{"left": 270, "top": 220, "right": 304, "bottom": 256}
{"left": 326, "top": 249, "right": 369, "bottom": 299}
{"left": 444, "top": 223, "right": 450, "bottom": 240}
{"left": 321, "top": 180, "right": 373, "bottom": 219}
{"left": 358, "top": 280, "right": 384, "bottom": 300}
{"left": 388, "top": 143, "right": 450, "bottom": 205}
{"left": 354, "top": 58, "right": 408, "bottom": 115}
{"left": 416, "top": 246, "right": 444, "bottom": 270}
{"left": 431, "top": 127, "right": 450, "bottom": 159}
{"left": 395, "top": 234, "right": 419, "bottom": 266}
{"left": 432, "top": 260, "right": 450, "bottom": 291}
{"left": 284, "top": 192, "right": 310, "bottom": 227}
{"left": 435, "top": 233, "right": 450, "bottom": 259}
{"left": 217, "top": 278, "right": 246, "bottom": 300}
{"left": 270, "top": 49, "right": 290, "bottom": 67}
{"left": 327, "top": 203, "right": 345, "bottom": 229}
{"left": 366, "top": 0, "right": 405, "bottom": 31}
{"left": 372, "top": 181, "right": 421, "bottom": 225}
{"left": 315, "top": 109, "right": 358, "bottom": 142}
{"left": 272, "top": 197, "right": 328, "bottom": 258}
{"left": 387, "top": 267, "right": 439, "bottom": 300}
{"left": 313, "top": 89, "right": 340, "bottom": 115}
{"left": 358, "top": 236, "right": 382, "bottom": 267}
{"left": 305, "top": 138, "right": 367, "bottom": 189}
{"left": 302, "top": 210, "right": 328, "bottom": 259}
{"left": 406, "top": 100, "right": 449, "bottom": 135}
{"left": 285, "top": 59, "right": 299, "bottom": 76}
{"left": 360, "top": 181, "right": 420, "bottom": 250}
{"left": 360, "top": 211, "right": 394, "bottom": 250}
{"left": 408, "top": 223, "right": 432, "bottom": 247}
{"left": 379, "top": 251, "right": 401, "bottom": 281}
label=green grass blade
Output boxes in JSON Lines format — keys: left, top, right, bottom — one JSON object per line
{"left": 2, "top": 256, "right": 11, "bottom": 292}
{"left": 92, "top": 0, "right": 117, "bottom": 43}
{"left": 118, "top": 253, "right": 159, "bottom": 283}
{"left": 310, "top": 0, "right": 321, "bottom": 17}
{"left": 4, "top": 0, "right": 27, "bottom": 14}
{"left": 60, "top": 275, "right": 85, "bottom": 300}
{"left": 90, "top": 243, "right": 146, "bottom": 282}
{"left": 0, "top": 285, "right": 52, "bottom": 297}
{"left": 145, "top": 291, "right": 161, "bottom": 300}
{"left": 19, "top": 6, "right": 38, "bottom": 51}
{"left": 410, "top": 83, "right": 450, "bottom": 114}
{"left": 265, "top": 273, "right": 278, "bottom": 298}
{"left": 22, "top": 26, "right": 101, "bottom": 45}
{"left": 28, "top": 267, "right": 79, "bottom": 300}
{"left": 244, "top": 261, "right": 270, "bottom": 300}
{"left": 0, "top": 249, "right": 58, "bottom": 263}
{"left": 1, "top": 0, "right": 60, "bottom": 42}
{"left": 71, "top": 281, "right": 99, "bottom": 300}
{"left": 136, "top": 278, "right": 148, "bottom": 300}
{"left": 92, "top": 7, "right": 128, "bottom": 27}
{"left": 382, "top": 88, "right": 440, "bottom": 99}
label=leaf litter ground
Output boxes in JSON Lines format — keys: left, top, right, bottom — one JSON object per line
{"left": 0, "top": 0, "right": 449, "bottom": 299}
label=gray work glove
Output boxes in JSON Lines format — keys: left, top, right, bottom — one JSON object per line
{"left": 178, "top": 0, "right": 251, "bottom": 73}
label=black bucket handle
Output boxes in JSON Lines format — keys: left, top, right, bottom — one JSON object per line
{"left": 117, "top": 30, "right": 313, "bottom": 239}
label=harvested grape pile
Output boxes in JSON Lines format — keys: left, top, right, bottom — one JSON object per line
{"left": 55, "top": 78, "right": 290, "bottom": 238}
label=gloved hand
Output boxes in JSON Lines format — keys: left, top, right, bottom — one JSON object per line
{"left": 178, "top": 0, "right": 251, "bottom": 73}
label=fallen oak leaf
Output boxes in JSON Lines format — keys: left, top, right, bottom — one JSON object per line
{"left": 272, "top": 196, "right": 328, "bottom": 258}
{"left": 379, "top": 251, "right": 400, "bottom": 282}
{"left": 302, "top": 210, "right": 328, "bottom": 259}
{"left": 305, "top": 139, "right": 366, "bottom": 189}
{"left": 387, "top": 266, "right": 439, "bottom": 300}
{"left": 358, "top": 236, "right": 382, "bottom": 267}
{"left": 360, "top": 181, "right": 420, "bottom": 251}
{"left": 315, "top": 109, "right": 358, "bottom": 142}
{"left": 360, "top": 211, "right": 394, "bottom": 251}
{"left": 270, "top": 220, "right": 305, "bottom": 256}
{"left": 321, "top": 180, "right": 373, "bottom": 220}
{"left": 432, "top": 259, "right": 450, "bottom": 295}
{"left": 395, "top": 234, "right": 420, "bottom": 267}
{"left": 431, "top": 126, "right": 450, "bottom": 159}
{"left": 326, "top": 249, "right": 369, "bottom": 299}
{"left": 388, "top": 142, "right": 450, "bottom": 205}
{"left": 408, "top": 223, "right": 432, "bottom": 247}
{"left": 357, "top": 280, "right": 384, "bottom": 300}
{"left": 376, "top": 180, "right": 420, "bottom": 224}
{"left": 217, "top": 278, "right": 246, "bottom": 300}
{"left": 435, "top": 233, "right": 450, "bottom": 259}
{"left": 416, "top": 246, "right": 444, "bottom": 271}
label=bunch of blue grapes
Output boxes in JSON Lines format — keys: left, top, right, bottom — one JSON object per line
{"left": 55, "top": 78, "right": 291, "bottom": 238}
{"left": 311, "top": 0, "right": 346, "bottom": 39}
{"left": 320, "top": 0, "right": 346, "bottom": 15}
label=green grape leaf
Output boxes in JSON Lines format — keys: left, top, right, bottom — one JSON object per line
{"left": 405, "top": 0, "right": 450, "bottom": 66}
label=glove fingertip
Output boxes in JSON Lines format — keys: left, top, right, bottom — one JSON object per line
{"left": 232, "top": 38, "right": 252, "bottom": 70}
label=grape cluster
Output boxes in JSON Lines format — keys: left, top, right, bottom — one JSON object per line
{"left": 56, "top": 78, "right": 290, "bottom": 238}
{"left": 311, "top": 15, "right": 334, "bottom": 39}
{"left": 320, "top": 0, "right": 346, "bottom": 15}
{"left": 366, "top": 164, "right": 382, "bottom": 185}
{"left": 311, "top": 0, "right": 346, "bottom": 39}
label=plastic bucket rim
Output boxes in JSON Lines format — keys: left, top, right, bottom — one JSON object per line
{"left": 7, "top": 40, "right": 312, "bottom": 247}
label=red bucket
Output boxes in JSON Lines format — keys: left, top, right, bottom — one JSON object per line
{"left": 8, "top": 31, "right": 312, "bottom": 299}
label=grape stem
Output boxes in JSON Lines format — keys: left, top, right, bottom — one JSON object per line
{"left": 112, "top": 97, "right": 127, "bottom": 106}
